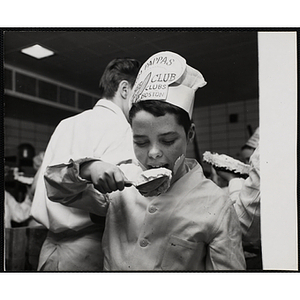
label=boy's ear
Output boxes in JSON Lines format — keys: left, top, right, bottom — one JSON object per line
{"left": 188, "top": 124, "right": 195, "bottom": 143}
{"left": 119, "top": 80, "right": 130, "bottom": 99}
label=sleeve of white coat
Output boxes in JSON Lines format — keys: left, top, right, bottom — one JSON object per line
{"left": 228, "top": 178, "right": 245, "bottom": 204}
{"left": 234, "top": 146, "right": 260, "bottom": 247}
{"left": 206, "top": 199, "right": 246, "bottom": 270}
{"left": 44, "top": 158, "right": 109, "bottom": 216}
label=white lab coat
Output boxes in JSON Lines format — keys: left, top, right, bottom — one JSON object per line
{"left": 45, "top": 158, "right": 246, "bottom": 271}
{"left": 31, "top": 99, "right": 135, "bottom": 271}
{"left": 228, "top": 146, "right": 260, "bottom": 248}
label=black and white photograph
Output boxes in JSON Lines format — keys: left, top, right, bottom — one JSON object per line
{"left": 2, "top": 28, "right": 297, "bottom": 273}
{"left": 1, "top": 25, "right": 298, "bottom": 300}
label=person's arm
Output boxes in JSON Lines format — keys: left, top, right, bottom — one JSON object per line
{"left": 234, "top": 154, "right": 260, "bottom": 247}
{"left": 227, "top": 177, "right": 245, "bottom": 204}
{"left": 215, "top": 168, "right": 245, "bottom": 204}
{"left": 44, "top": 158, "right": 127, "bottom": 216}
{"left": 44, "top": 158, "right": 108, "bottom": 216}
{"left": 216, "top": 147, "right": 260, "bottom": 247}
{"left": 80, "top": 159, "right": 127, "bottom": 193}
{"left": 206, "top": 200, "right": 246, "bottom": 270}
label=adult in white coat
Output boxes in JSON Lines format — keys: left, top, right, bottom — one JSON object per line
{"left": 216, "top": 144, "right": 261, "bottom": 269}
{"left": 31, "top": 58, "right": 140, "bottom": 271}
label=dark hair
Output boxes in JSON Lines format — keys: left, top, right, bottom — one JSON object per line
{"left": 129, "top": 100, "right": 192, "bottom": 136}
{"left": 99, "top": 58, "right": 140, "bottom": 99}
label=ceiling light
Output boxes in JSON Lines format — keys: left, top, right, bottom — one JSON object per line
{"left": 21, "top": 44, "right": 54, "bottom": 59}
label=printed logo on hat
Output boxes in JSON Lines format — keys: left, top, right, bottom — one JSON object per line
{"left": 130, "top": 51, "right": 206, "bottom": 118}
{"left": 131, "top": 52, "right": 186, "bottom": 104}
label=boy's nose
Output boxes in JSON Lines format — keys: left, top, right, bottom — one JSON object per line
{"left": 148, "top": 145, "right": 162, "bottom": 159}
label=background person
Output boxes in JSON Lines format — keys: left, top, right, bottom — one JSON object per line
{"left": 216, "top": 129, "right": 261, "bottom": 269}
{"left": 4, "top": 189, "right": 31, "bottom": 228}
{"left": 241, "top": 127, "right": 259, "bottom": 164}
{"left": 30, "top": 58, "right": 140, "bottom": 271}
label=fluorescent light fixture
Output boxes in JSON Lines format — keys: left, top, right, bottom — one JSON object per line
{"left": 21, "top": 44, "right": 54, "bottom": 59}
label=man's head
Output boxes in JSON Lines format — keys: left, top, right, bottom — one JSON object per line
{"left": 99, "top": 58, "right": 140, "bottom": 100}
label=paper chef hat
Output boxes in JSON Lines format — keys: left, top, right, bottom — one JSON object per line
{"left": 245, "top": 127, "right": 260, "bottom": 149}
{"left": 130, "top": 51, "right": 207, "bottom": 118}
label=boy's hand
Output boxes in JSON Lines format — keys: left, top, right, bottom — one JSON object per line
{"left": 214, "top": 168, "right": 240, "bottom": 182}
{"left": 80, "top": 160, "right": 126, "bottom": 194}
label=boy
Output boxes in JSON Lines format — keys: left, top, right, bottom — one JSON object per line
{"left": 45, "top": 51, "right": 246, "bottom": 270}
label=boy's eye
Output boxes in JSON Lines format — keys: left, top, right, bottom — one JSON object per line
{"left": 161, "top": 139, "right": 176, "bottom": 145}
{"left": 134, "top": 140, "right": 149, "bottom": 147}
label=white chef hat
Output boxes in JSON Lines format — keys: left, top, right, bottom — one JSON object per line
{"left": 130, "top": 51, "right": 207, "bottom": 118}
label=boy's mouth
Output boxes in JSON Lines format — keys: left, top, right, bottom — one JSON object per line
{"left": 147, "top": 164, "right": 169, "bottom": 170}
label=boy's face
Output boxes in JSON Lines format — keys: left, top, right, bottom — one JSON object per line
{"left": 131, "top": 110, "right": 191, "bottom": 175}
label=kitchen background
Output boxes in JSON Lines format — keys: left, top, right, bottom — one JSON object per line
{"left": 3, "top": 29, "right": 260, "bottom": 271}
{"left": 4, "top": 30, "right": 259, "bottom": 175}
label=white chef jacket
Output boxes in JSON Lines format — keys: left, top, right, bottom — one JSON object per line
{"left": 30, "top": 100, "right": 135, "bottom": 271}
{"left": 45, "top": 158, "right": 246, "bottom": 271}
{"left": 227, "top": 146, "right": 260, "bottom": 248}
{"left": 31, "top": 99, "right": 135, "bottom": 232}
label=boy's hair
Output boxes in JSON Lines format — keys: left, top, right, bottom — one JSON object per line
{"left": 129, "top": 100, "right": 192, "bottom": 136}
{"left": 99, "top": 58, "right": 140, "bottom": 99}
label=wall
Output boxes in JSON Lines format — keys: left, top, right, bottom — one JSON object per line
{"left": 187, "top": 98, "right": 259, "bottom": 172}
{"left": 4, "top": 98, "right": 259, "bottom": 165}
{"left": 4, "top": 117, "right": 55, "bottom": 158}
{"left": 3, "top": 64, "right": 98, "bottom": 159}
